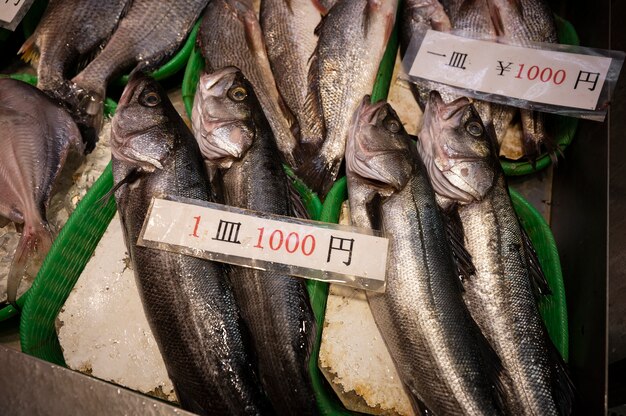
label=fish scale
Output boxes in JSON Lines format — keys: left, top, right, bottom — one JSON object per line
{"left": 112, "top": 74, "right": 272, "bottom": 416}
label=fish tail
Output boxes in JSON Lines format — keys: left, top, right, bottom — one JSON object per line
{"left": 18, "top": 34, "right": 40, "bottom": 67}
{"left": 521, "top": 110, "right": 553, "bottom": 166}
{"left": 7, "top": 222, "right": 53, "bottom": 306}
{"left": 294, "top": 155, "right": 339, "bottom": 200}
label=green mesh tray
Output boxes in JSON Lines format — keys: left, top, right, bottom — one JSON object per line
{"left": 19, "top": 8, "right": 568, "bottom": 416}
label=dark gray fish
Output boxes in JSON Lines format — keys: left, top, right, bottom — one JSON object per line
{"left": 111, "top": 73, "right": 272, "bottom": 416}
{"left": 18, "top": 0, "right": 129, "bottom": 151}
{"left": 192, "top": 67, "right": 318, "bottom": 416}
{"left": 296, "top": 0, "right": 398, "bottom": 198}
{"left": 346, "top": 96, "right": 508, "bottom": 415}
{"left": 260, "top": 0, "right": 325, "bottom": 150}
{"left": 199, "top": 0, "right": 300, "bottom": 168}
{"left": 418, "top": 91, "right": 574, "bottom": 415}
{"left": 71, "top": 0, "right": 208, "bottom": 146}
{"left": 0, "top": 78, "right": 83, "bottom": 306}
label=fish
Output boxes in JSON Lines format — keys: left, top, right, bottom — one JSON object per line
{"left": 0, "top": 78, "right": 84, "bottom": 306}
{"left": 346, "top": 96, "right": 508, "bottom": 415}
{"left": 111, "top": 73, "right": 272, "bottom": 416}
{"left": 198, "top": 0, "right": 300, "bottom": 168}
{"left": 417, "top": 91, "right": 574, "bottom": 415}
{"left": 260, "top": 0, "right": 325, "bottom": 150}
{"left": 297, "top": 0, "right": 398, "bottom": 198}
{"left": 192, "top": 66, "right": 318, "bottom": 416}
{"left": 71, "top": 0, "right": 208, "bottom": 147}
{"left": 18, "top": 0, "right": 130, "bottom": 151}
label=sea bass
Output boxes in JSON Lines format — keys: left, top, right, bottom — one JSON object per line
{"left": 0, "top": 78, "right": 84, "bottom": 306}
{"left": 260, "top": 0, "right": 325, "bottom": 150}
{"left": 19, "top": 0, "right": 129, "bottom": 151}
{"left": 418, "top": 91, "right": 574, "bottom": 415}
{"left": 111, "top": 73, "right": 272, "bottom": 416}
{"left": 199, "top": 0, "right": 300, "bottom": 168}
{"left": 297, "top": 0, "right": 398, "bottom": 198}
{"left": 71, "top": 0, "right": 208, "bottom": 146}
{"left": 192, "top": 67, "right": 318, "bottom": 416}
{"left": 346, "top": 96, "right": 507, "bottom": 415}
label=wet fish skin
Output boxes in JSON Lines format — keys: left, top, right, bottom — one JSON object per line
{"left": 418, "top": 91, "right": 574, "bottom": 415}
{"left": 112, "top": 73, "right": 272, "bottom": 416}
{"left": 260, "top": 0, "right": 325, "bottom": 149}
{"left": 192, "top": 67, "right": 318, "bottom": 416}
{"left": 297, "top": 0, "right": 398, "bottom": 198}
{"left": 346, "top": 96, "right": 507, "bottom": 415}
{"left": 199, "top": 0, "right": 300, "bottom": 168}
{"left": 0, "top": 78, "right": 83, "bottom": 305}
{"left": 71, "top": 0, "right": 208, "bottom": 146}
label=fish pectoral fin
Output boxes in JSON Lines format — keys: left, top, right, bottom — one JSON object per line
{"left": 7, "top": 222, "right": 53, "bottom": 306}
{"left": 18, "top": 34, "right": 39, "bottom": 66}
{"left": 442, "top": 205, "right": 475, "bottom": 281}
{"left": 97, "top": 168, "right": 144, "bottom": 208}
{"left": 519, "top": 220, "right": 552, "bottom": 299}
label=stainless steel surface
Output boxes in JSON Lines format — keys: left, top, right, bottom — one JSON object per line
{"left": 0, "top": 345, "right": 194, "bottom": 416}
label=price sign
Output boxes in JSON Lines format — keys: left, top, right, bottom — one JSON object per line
{"left": 0, "top": 0, "right": 35, "bottom": 31}
{"left": 404, "top": 30, "right": 624, "bottom": 120}
{"left": 138, "top": 196, "right": 389, "bottom": 292}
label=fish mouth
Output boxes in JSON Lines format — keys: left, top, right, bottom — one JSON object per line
{"left": 356, "top": 96, "right": 387, "bottom": 125}
{"left": 428, "top": 91, "right": 471, "bottom": 121}
{"left": 111, "top": 144, "right": 164, "bottom": 172}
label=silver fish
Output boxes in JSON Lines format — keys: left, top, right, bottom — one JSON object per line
{"left": 346, "top": 96, "right": 508, "bottom": 415}
{"left": 0, "top": 78, "right": 83, "bottom": 306}
{"left": 192, "top": 67, "right": 318, "bottom": 416}
{"left": 112, "top": 73, "right": 272, "bottom": 416}
{"left": 297, "top": 0, "right": 398, "bottom": 198}
{"left": 19, "top": 0, "right": 129, "bottom": 151}
{"left": 71, "top": 0, "right": 208, "bottom": 146}
{"left": 198, "top": 0, "right": 300, "bottom": 168}
{"left": 260, "top": 0, "right": 325, "bottom": 150}
{"left": 418, "top": 91, "right": 574, "bottom": 415}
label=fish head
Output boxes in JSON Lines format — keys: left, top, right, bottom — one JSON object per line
{"left": 111, "top": 73, "right": 175, "bottom": 172}
{"left": 346, "top": 96, "right": 414, "bottom": 195}
{"left": 192, "top": 67, "right": 255, "bottom": 169}
{"left": 418, "top": 91, "right": 497, "bottom": 204}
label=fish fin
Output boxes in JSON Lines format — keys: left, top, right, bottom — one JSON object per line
{"left": 301, "top": 43, "right": 326, "bottom": 150}
{"left": 287, "top": 180, "right": 311, "bottom": 220}
{"left": 521, "top": 110, "right": 553, "bottom": 166}
{"left": 310, "top": 0, "right": 328, "bottom": 15}
{"left": 7, "top": 222, "right": 53, "bottom": 306}
{"left": 442, "top": 204, "right": 475, "bottom": 281}
{"left": 97, "top": 168, "right": 143, "bottom": 207}
{"left": 294, "top": 155, "right": 339, "bottom": 200}
{"left": 486, "top": 0, "right": 506, "bottom": 37}
{"left": 18, "top": 34, "right": 40, "bottom": 67}
{"left": 520, "top": 220, "right": 552, "bottom": 298}
{"left": 548, "top": 340, "right": 575, "bottom": 416}
{"left": 473, "top": 323, "right": 511, "bottom": 415}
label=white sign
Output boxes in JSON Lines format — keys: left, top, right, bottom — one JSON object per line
{"left": 0, "top": 0, "right": 35, "bottom": 31}
{"left": 138, "top": 197, "right": 389, "bottom": 292}
{"left": 408, "top": 30, "right": 613, "bottom": 111}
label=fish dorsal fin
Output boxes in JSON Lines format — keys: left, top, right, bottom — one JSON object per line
{"left": 442, "top": 204, "right": 475, "bottom": 281}
{"left": 519, "top": 217, "right": 552, "bottom": 298}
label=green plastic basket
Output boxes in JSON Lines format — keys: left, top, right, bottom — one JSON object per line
{"left": 500, "top": 15, "right": 580, "bottom": 176}
{"left": 19, "top": 8, "right": 568, "bottom": 416}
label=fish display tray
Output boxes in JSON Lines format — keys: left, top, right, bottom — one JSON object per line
{"left": 17, "top": 13, "right": 569, "bottom": 416}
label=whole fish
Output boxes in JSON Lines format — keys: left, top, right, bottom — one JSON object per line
{"left": 18, "top": 0, "right": 129, "bottom": 151}
{"left": 71, "top": 0, "right": 208, "bottom": 146}
{"left": 260, "top": 0, "right": 325, "bottom": 150}
{"left": 418, "top": 91, "right": 574, "bottom": 415}
{"left": 297, "top": 0, "right": 398, "bottom": 198}
{"left": 192, "top": 67, "right": 318, "bottom": 416}
{"left": 198, "top": 0, "right": 300, "bottom": 168}
{"left": 111, "top": 73, "right": 272, "bottom": 416}
{"left": 346, "top": 96, "right": 507, "bottom": 415}
{"left": 0, "top": 78, "right": 84, "bottom": 306}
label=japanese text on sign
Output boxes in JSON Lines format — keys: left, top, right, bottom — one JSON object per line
{"left": 407, "top": 30, "right": 614, "bottom": 112}
{"left": 138, "top": 197, "right": 389, "bottom": 292}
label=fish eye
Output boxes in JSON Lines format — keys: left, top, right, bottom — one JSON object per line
{"left": 466, "top": 120, "right": 483, "bottom": 136}
{"left": 384, "top": 117, "right": 401, "bottom": 133}
{"left": 141, "top": 91, "right": 161, "bottom": 107}
{"left": 228, "top": 86, "right": 248, "bottom": 102}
